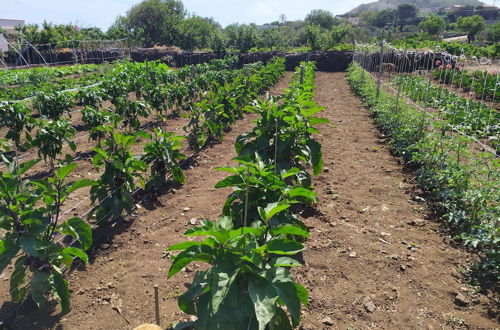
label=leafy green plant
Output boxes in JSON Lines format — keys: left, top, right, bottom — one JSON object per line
{"left": 34, "top": 91, "right": 75, "bottom": 119}
{"left": 0, "top": 101, "right": 35, "bottom": 151}
{"left": 81, "top": 106, "right": 119, "bottom": 145}
{"left": 32, "top": 118, "right": 77, "bottom": 170}
{"left": 167, "top": 215, "right": 309, "bottom": 329}
{"left": 142, "top": 128, "right": 186, "bottom": 191}
{"left": 76, "top": 87, "right": 104, "bottom": 108}
{"left": 113, "top": 98, "right": 151, "bottom": 131}
{"left": 0, "top": 160, "right": 93, "bottom": 314}
{"left": 89, "top": 129, "right": 147, "bottom": 225}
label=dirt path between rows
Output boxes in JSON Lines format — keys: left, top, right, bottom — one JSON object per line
{"left": 5, "top": 72, "right": 498, "bottom": 330}
{"left": 295, "top": 72, "right": 497, "bottom": 329}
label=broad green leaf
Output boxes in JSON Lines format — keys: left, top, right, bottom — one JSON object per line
{"left": 306, "top": 139, "right": 323, "bottom": 176}
{"left": 10, "top": 257, "right": 27, "bottom": 302}
{"left": 270, "top": 225, "right": 309, "bottom": 238}
{"left": 267, "top": 239, "right": 304, "bottom": 255}
{"left": 273, "top": 281, "right": 303, "bottom": 327}
{"left": 211, "top": 268, "right": 238, "bottom": 314}
{"left": 214, "top": 175, "right": 244, "bottom": 188}
{"left": 62, "top": 247, "right": 89, "bottom": 264}
{"left": 62, "top": 218, "right": 93, "bottom": 250}
{"left": 19, "top": 235, "right": 44, "bottom": 258}
{"left": 287, "top": 187, "right": 316, "bottom": 201}
{"left": 270, "top": 307, "right": 293, "bottom": 330}
{"left": 55, "top": 163, "right": 77, "bottom": 181}
{"left": 215, "top": 166, "right": 239, "bottom": 175}
{"left": 269, "top": 257, "right": 302, "bottom": 268}
{"left": 249, "top": 276, "right": 278, "bottom": 330}
{"left": 167, "top": 241, "right": 206, "bottom": 252}
{"left": 168, "top": 246, "right": 214, "bottom": 278}
{"left": 0, "top": 239, "right": 20, "bottom": 273}
{"left": 30, "top": 271, "right": 51, "bottom": 309}
{"left": 51, "top": 266, "right": 70, "bottom": 315}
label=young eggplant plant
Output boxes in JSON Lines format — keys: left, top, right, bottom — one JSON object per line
{"left": 167, "top": 215, "right": 309, "bottom": 330}
{"left": 0, "top": 160, "right": 93, "bottom": 314}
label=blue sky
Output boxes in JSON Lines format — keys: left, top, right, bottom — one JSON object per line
{"left": 2, "top": 0, "right": 497, "bottom": 30}
{"left": 1, "top": 0, "right": 379, "bottom": 29}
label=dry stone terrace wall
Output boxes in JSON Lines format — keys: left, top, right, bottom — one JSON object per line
{"left": 2, "top": 48, "right": 354, "bottom": 71}
{"left": 130, "top": 49, "right": 353, "bottom": 72}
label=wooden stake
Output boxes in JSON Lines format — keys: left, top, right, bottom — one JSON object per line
{"left": 153, "top": 284, "right": 160, "bottom": 326}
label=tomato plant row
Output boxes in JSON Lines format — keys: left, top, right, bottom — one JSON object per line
{"left": 433, "top": 67, "right": 499, "bottom": 103}
{"left": 0, "top": 62, "right": 113, "bottom": 89}
{"left": 167, "top": 61, "right": 328, "bottom": 329}
{"left": 393, "top": 74, "right": 500, "bottom": 141}
{"left": 348, "top": 62, "right": 499, "bottom": 280}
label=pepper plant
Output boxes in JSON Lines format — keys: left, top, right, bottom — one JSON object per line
{"left": 89, "top": 128, "right": 147, "bottom": 225}
{"left": 142, "top": 128, "right": 186, "bottom": 191}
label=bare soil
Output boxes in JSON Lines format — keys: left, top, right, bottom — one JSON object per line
{"left": 3, "top": 72, "right": 498, "bottom": 330}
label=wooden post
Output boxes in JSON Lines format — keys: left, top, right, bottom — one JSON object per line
{"left": 153, "top": 284, "right": 160, "bottom": 326}
{"left": 376, "top": 31, "right": 384, "bottom": 99}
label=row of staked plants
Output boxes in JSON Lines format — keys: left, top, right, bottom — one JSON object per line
{"left": 167, "top": 61, "right": 328, "bottom": 329}
{"left": 0, "top": 62, "right": 113, "bottom": 89}
{"left": 393, "top": 74, "right": 499, "bottom": 142}
{"left": 348, "top": 62, "right": 499, "bottom": 280}
{"left": 432, "top": 65, "right": 499, "bottom": 103}
{"left": 0, "top": 62, "right": 120, "bottom": 101}
{"left": 0, "top": 58, "right": 285, "bottom": 315}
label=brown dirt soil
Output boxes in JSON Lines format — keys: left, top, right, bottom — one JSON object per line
{"left": 3, "top": 72, "right": 498, "bottom": 330}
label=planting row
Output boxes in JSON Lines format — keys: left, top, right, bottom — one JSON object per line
{"left": 348, "top": 62, "right": 499, "bottom": 279}
{"left": 0, "top": 57, "right": 240, "bottom": 166}
{"left": 0, "top": 62, "right": 111, "bottom": 88}
{"left": 433, "top": 64, "right": 499, "bottom": 103}
{"left": 166, "top": 61, "right": 326, "bottom": 329}
{"left": 0, "top": 58, "right": 285, "bottom": 315}
{"left": 393, "top": 74, "right": 500, "bottom": 142}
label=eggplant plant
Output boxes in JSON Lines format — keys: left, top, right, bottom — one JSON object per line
{"left": 0, "top": 160, "right": 93, "bottom": 314}
{"left": 76, "top": 87, "right": 104, "bottom": 108}
{"left": 113, "top": 98, "right": 151, "bottom": 131}
{"left": 167, "top": 215, "right": 309, "bottom": 330}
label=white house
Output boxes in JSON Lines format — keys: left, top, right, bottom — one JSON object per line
{"left": 0, "top": 18, "right": 25, "bottom": 34}
{"left": 0, "top": 33, "right": 8, "bottom": 52}
{"left": 0, "top": 19, "right": 24, "bottom": 53}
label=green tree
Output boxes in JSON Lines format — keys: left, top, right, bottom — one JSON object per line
{"left": 304, "top": 24, "right": 323, "bottom": 51}
{"left": 419, "top": 15, "right": 446, "bottom": 36}
{"left": 258, "top": 28, "right": 285, "bottom": 51}
{"left": 125, "top": 0, "right": 185, "bottom": 47}
{"left": 225, "top": 24, "right": 258, "bottom": 53}
{"left": 458, "top": 15, "right": 485, "bottom": 43}
{"left": 360, "top": 10, "right": 396, "bottom": 28}
{"left": 179, "top": 15, "right": 219, "bottom": 50}
{"left": 325, "top": 24, "right": 352, "bottom": 49}
{"left": 485, "top": 22, "right": 500, "bottom": 42}
{"left": 305, "top": 9, "right": 337, "bottom": 30}
{"left": 398, "top": 4, "right": 417, "bottom": 31}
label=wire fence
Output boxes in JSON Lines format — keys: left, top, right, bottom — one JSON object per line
{"left": 353, "top": 40, "right": 500, "bottom": 156}
{"left": 1, "top": 37, "right": 130, "bottom": 69}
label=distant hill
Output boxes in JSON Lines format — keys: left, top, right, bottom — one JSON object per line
{"left": 347, "top": 0, "right": 485, "bottom": 15}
